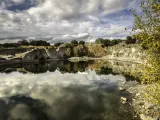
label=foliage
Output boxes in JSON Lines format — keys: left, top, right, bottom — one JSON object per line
{"left": 95, "top": 38, "right": 121, "bottom": 47}
{"left": 95, "top": 38, "right": 104, "bottom": 44}
{"left": 125, "top": 36, "right": 136, "bottom": 44}
{"left": 1, "top": 43, "right": 20, "bottom": 48}
{"left": 73, "top": 45, "right": 88, "bottom": 57}
{"left": 29, "top": 40, "right": 50, "bottom": 46}
{"left": 79, "top": 41, "right": 85, "bottom": 45}
{"left": 133, "top": 0, "right": 160, "bottom": 106}
{"left": 18, "top": 40, "right": 29, "bottom": 46}
{"left": 86, "top": 44, "right": 106, "bottom": 57}
{"left": 63, "top": 43, "right": 72, "bottom": 48}
{"left": 54, "top": 42, "right": 64, "bottom": 47}
{"left": 110, "top": 40, "right": 119, "bottom": 46}
{"left": 71, "top": 40, "right": 78, "bottom": 46}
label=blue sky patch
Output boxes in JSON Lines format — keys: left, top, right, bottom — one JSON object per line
{"left": 7, "top": 0, "right": 37, "bottom": 12}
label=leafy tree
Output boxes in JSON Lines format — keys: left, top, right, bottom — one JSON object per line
{"left": 18, "top": 40, "right": 29, "bottom": 46}
{"left": 65, "top": 47, "right": 72, "bottom": 57}
{"left": 110, "top": 40, "right": 119, "bottom": 46}
{"left": 125, "top": 36, "right": 136, "bottom": 44}
{"left": 95, "top": 38, "right": 104, "bottom": 44}
{"left": 103, "top": 39, "right": 111, "bottom": 47}
{"left": 2, "top": 43, "right": 20, "bottom": 48}
{"left": 79, "top": 41, "right": 85, "bottom": 45}
{"left": 73, "top": 45, "right": 88, "bottom": 57}
{"left": 30, "top": 40, "right": 50, "bottom": 46}
{"left": 54, "top": 42, "right": 63, "bottom": 47}
{"left": 71, "top": 40, "right": 78, "bottom": 46}
{"left": 133, "top": 0, "right": 160, "bottom": 106}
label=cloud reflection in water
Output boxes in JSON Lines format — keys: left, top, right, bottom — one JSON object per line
{"left": 0, "top": 70, "right": 135, "bottom": 120}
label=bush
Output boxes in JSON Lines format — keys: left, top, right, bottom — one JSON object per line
{"left": 54, "top": 42, "right": 64, "bottom": 47}
{"left": 95, "top": 38, "right": 104, "bottom": 44}
{"left": 18, "top": 40, "right": 29, "bottom": 46}
{"left": 73, "top": 45, "right": 88, "bottom": 57}
{"left": 103, "top": 39, "right": 111, "bottom": 47}
{"left": 79, "top": 41, "right": 85, "bottom": 45}
{"left": 71, "top": 40, "right": 78, "bottom": 46}
{"left": 110, "top": 40, "right": 119, "bottom": 46}
{"left": 65, "top": 47, "right": 72, "bottom": 57}
{"left": 63, "top": 43, "right": 72, "bottom": 48}
{"left": 2, "top": 43, "right": 20, "bottom": 48}
{"left": 30, "top": 40, "right": 50, "bottom": 46}
{"left": 95, "top": 38, "right": 121, "bottom": 47}
{"left": 125, "top": 36, "right": 136, "bottom": 44}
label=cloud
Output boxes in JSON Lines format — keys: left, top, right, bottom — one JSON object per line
{"left": 0, "top": 0, "right": 141, "bottom": 43}
{"left": 11, "top": 0, "right": 25, "bottom": 4}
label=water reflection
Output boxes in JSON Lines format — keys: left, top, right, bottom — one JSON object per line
{"left": 0, "top": 60, "right": 90, "bottom": 74}
{"left": 0, "top": 72, "right": 134, "bottom": 120}
{"left": 0, "top": 60, "right": 140, "bottom": 120}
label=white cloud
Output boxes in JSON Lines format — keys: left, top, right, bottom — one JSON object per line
{"left": 0, "top": 0, "right": 140, "bottom": 43}
{"left": 11, "top": 0, "right": 25, "bottom": 4}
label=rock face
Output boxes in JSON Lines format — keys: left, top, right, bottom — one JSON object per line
{"left": 23, "top": 49, "right": 49, "bottom": 61}
{"left": 47, "top": 47, "right": 69, "bottom": 59}
{"left": 47, "top": 48, "right": 57, "bottom": 58}
{"left": 105, "top": 44, "right": 147, "bottom": 63}
{"left": 23, "top": 47, "right": 69, "bottom": 61}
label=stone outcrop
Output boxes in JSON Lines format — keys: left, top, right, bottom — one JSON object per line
{"left": 47, "top": 48, "right": 57, "bottom": 58}
{"left": 47, "top": 47, "right": 68, "bottom": 59}
{"left": 23, "top": 49, "right": 49, "bottom": 61}
{"left": 105, "top": 44, "right": 147, "bottom": 63}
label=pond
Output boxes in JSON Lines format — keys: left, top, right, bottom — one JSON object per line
{"left": 0, "top": 60, "right": 139, "bottom": 120}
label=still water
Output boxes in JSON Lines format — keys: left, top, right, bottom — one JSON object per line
{"left": 0, "top": 60, "right": 139, "bottom": 120}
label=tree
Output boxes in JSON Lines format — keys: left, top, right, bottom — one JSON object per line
{"left": 103, "top": 39, "right": 110, "bottom": 47}
{"left": 125, "top": 36, "right": 136, "bottom": 44}
{"left": 18, "top": 40, "right": 29, "bottom": 46}
{"left": 71, "top": 40, "right": 78, "bottom": 46}
{"left": 73, "top": 45, "right": 88, "bottom": 57}
{"left": 110, "top": 40, "right": 119, "bottom": 46}
{"left": 95, "top": 38, "right": 104, "bottom": 44}
{"left": 30, "top": 40, "right": 50, "bottom": 46}
{"left": 79, "top": 41, "right": 85, "bottom": 45}
{"left": 54, "top": 42, "right": 63, "bottom": 47}
{"left": 133, "top": 0, "right": 160, "bottom": 106}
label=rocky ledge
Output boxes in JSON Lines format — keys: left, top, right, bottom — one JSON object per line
{"left": 119, "top": 84, "right": 160, "bottom": 120}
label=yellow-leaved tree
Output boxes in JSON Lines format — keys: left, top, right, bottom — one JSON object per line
{"left": 133, "top": 0, "right": 160, "bottom": 106}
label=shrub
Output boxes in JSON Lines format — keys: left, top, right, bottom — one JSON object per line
{"left": 73, "top": 45, "right": 88, "bottom": 57}
{"left": 95, "top": 38, "right": 104, "bottom": 44}
{"left": 54, "top": 42, "right": 63, "bottom": 47}
{"left": 71, "top": 40, "right": 78, "bottom": 46}
{"left": 125, "top": 36, "right": 136, "bottom": 44}
{"left": 18, "top": 40, "right": 29, "bottom": 46}
{"left": 30, "top": 40, "right": 50, "bottom": 46}
{"left": 79, "top": 41, "right": 85, "bottom": 45}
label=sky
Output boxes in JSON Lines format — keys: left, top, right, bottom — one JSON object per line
{"left": 0, "top": 0, "right": 142, "bottom": 44}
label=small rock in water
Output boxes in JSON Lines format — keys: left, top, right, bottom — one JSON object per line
{"left": 121, "top": 97, "right": 127, "bottom": 104}
{"left": 119, "top": 87, "right": 126, "bottom": 91}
